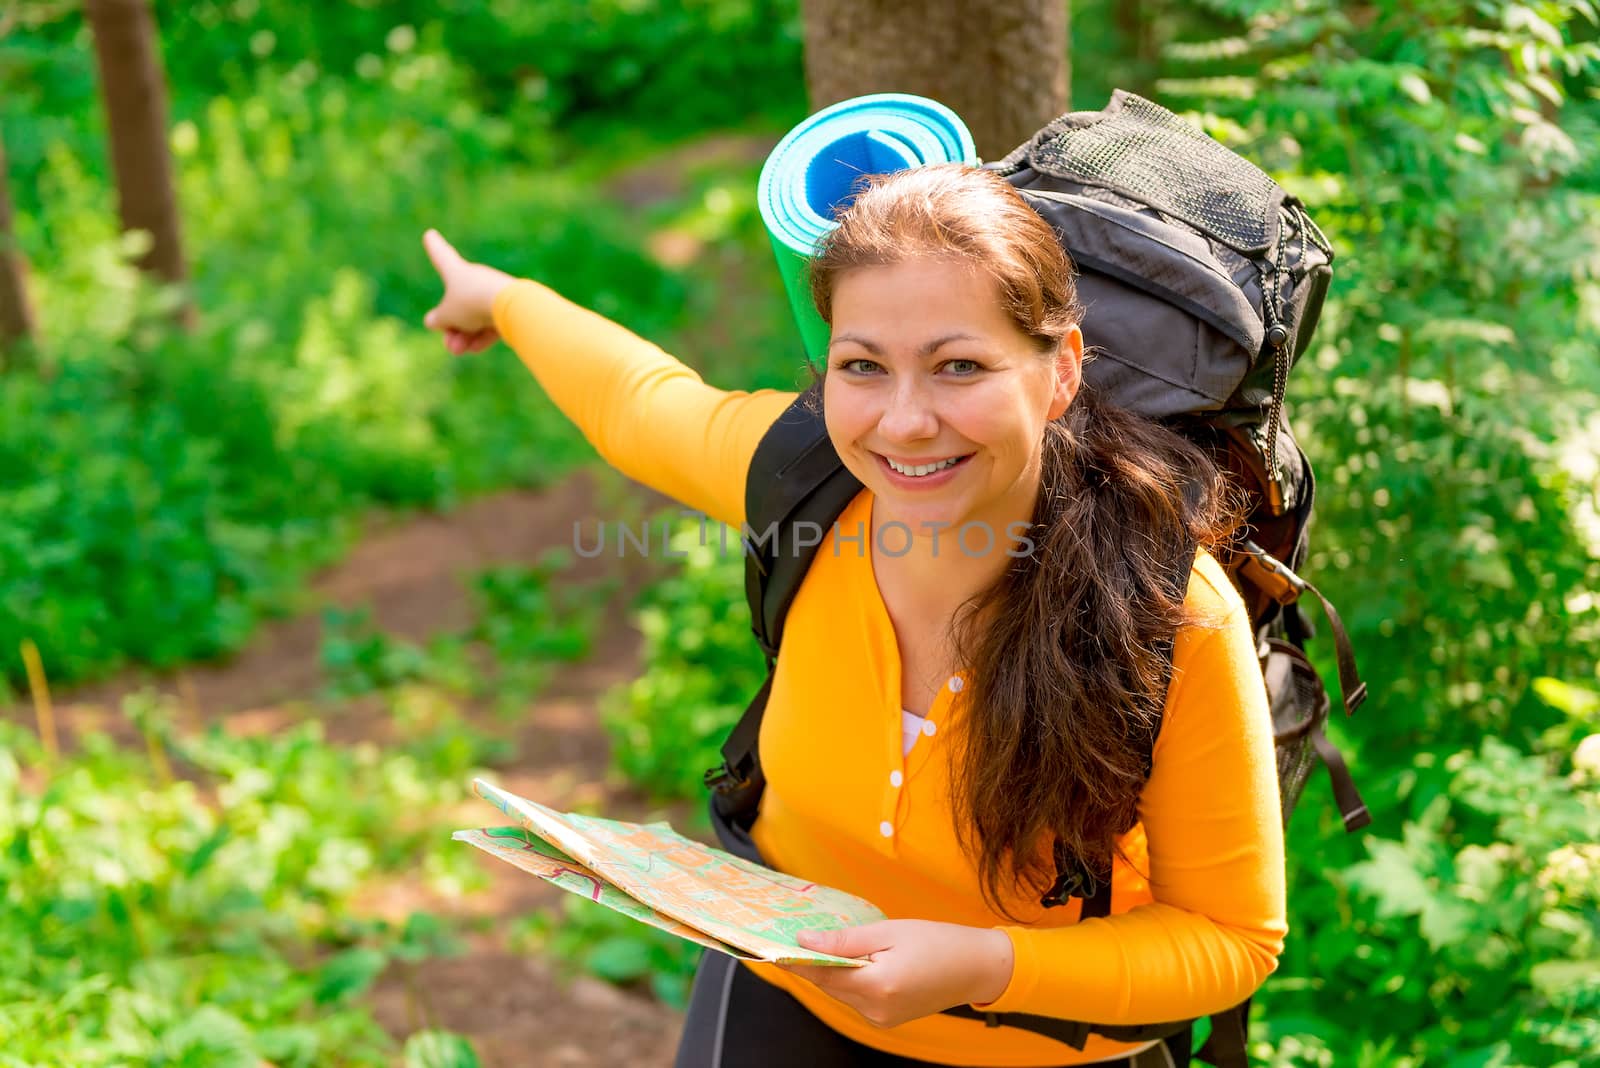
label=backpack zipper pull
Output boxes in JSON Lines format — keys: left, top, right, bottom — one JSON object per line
{"left": 1264, "top": 323, "right": 1291, "bottom": 515}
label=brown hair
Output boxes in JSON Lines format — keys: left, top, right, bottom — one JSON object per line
{"left": 808, "top": 164, "right": 1241, "bottom": 918}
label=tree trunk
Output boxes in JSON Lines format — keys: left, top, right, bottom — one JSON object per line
{"left": 86, "top": 0, "right": 191, "bottom": 322}
{"left": 800, "top": 0, "right": 1069, "bottom": 162}
{"left": 0, "top": 129, "right": 36, "bottom": 363}
{"left": 1114, "top": 0, "right": 1161, "bottom": 98}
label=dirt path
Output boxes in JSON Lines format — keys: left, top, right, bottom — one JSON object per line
{"left": 56, "top": 469, "right": 657, "bottom": 720}
{"left": 11, "top": 465, "right": 690, "bottom": 1066}
{"left": 370, "top": 954, "right": 684, "bottom": 1068}
{"left": 326, "top": 469, "right": 697, "bottom": 1068}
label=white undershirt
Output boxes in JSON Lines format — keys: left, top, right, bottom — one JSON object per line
{"left": 900, "top": 708, "right": 925, "bottom": 755}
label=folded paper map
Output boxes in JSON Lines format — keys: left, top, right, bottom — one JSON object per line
{"left": 453, "top": 778, "right": 885, "bottom": 967}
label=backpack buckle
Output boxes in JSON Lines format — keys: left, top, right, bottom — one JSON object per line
{"left": 1039, "top": 864, "right": 1099, "bottom": 908}
{"left": 704, "top": 759, "right": 753, "bottom": 795}
{"left": 1239, "top": 540, "right": 1306, "bottom": 607}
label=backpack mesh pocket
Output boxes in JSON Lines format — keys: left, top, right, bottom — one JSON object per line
{"left": 1026, "top": 90, "right": 1284, "bottom": 255}
{"left": 1263, "top": 638, "right": 1330, "bottom": 826}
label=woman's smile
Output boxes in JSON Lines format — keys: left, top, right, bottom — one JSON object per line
{"left": 875, "top": 451, "right": 975, "bottom": 488}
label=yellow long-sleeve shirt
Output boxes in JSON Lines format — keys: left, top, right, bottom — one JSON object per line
{"left": 493, "top": 279, "right": 1287, "bottom": 1067}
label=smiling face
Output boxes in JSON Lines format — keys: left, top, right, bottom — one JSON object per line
{"left": 822, "top": 256, "right": 1084, "bottom": 542}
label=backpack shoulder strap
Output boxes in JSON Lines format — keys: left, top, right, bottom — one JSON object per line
{"left": 742, "top": 382, "right": 863, "bottom": 659}
{"left": 706, "top": 383, "right": 860, "bottom": 826}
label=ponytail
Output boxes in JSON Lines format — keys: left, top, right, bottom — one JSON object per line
{"left": 948, "top": 386, "right": 1240, "bottom": 918}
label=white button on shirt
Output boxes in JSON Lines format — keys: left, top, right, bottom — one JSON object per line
{"left": 884, "top": 680, "right": 962, "bottom": 842}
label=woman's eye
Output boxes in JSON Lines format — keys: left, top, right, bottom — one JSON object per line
{"left": 839, "top": 358, "right": 882, "bottom": 375}
{"left": 944, "top": 359, "right": 981, "bottom": 375}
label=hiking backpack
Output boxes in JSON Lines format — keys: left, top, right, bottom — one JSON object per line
{"left": 704, "top": 90, "right": 1371, "bottom": 1067}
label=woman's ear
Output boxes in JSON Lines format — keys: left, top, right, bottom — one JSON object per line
{"left": 1046, "top": 325, "right": 1084, "bottom": 421}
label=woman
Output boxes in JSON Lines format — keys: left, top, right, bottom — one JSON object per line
{"left": 422, "top": 163, "right": 1286, "bottom": 1068}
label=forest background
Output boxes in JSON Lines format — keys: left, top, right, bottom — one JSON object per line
{"left": 2, "top": 1, "right": 1599, "bottom": 1066}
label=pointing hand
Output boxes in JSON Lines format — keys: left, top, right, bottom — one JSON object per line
{"left": 421, "top": 229, "right": 514, "bottom": 356}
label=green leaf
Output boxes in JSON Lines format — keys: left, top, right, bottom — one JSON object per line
{"left": 1533, "top": 678, "right": 1600, "bottom": 721}
{"left": 1419, "top": 894, "right": 1477, "bottom": 951}
{"left": 403, "top": 1030, "right": 482, "bottom": 1068}
{"left": 650, "top": 967, "right": 693, "bottom": 1010}
{"left": 151, "top": 1006, "right": 259, "bottom": 1068}
{"left": 1399, "top": 73, "right": 1432, "bottom": 105}
{"left": 181, "top": 822, "right": 233, "bottom": 878}
{"left": 585, "top": 934, "right": 655, "bottom": 982}
{"left": 313, "top": 947, "right": 389, "bottom": 1005}
{"left": 1504, "top": 5, "right": 1565, "bottom": 49}
{"left": 1525, "top": 73, "right": 1566, "bottom": 107}
{"left": 1443, "top": 1042, "right": 1515, "bottom": 1068}
{"left": 1529, "top": 959, "right": 1600, "bottom": 996}
{"left": 395, "top": 910, "right": 462, "bottom": 962}
{"left": 1345, "top": 839, "right": 1432, "bottom": 917}
{"left": 254, "top": 1024, "right": 321, "bottom": 1066}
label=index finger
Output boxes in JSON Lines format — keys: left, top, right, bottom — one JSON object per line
{"left": 422, "top": 229, "right": 460, "bottom": 275}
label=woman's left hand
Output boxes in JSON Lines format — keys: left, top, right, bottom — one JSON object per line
{"left": 777, "top": 920, "right": 1015, "bottom": 1029}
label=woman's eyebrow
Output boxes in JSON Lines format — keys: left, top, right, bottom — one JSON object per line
{"left": 828, "top": 333, "right": 981, "bottom": 356}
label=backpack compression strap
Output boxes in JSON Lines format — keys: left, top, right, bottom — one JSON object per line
{"left": 1240, "top": 538, "right": 1371, "bottom": 833}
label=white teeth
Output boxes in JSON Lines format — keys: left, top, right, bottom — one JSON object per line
{"left": 886, "top": 456, "right": 962, "bottom": 477}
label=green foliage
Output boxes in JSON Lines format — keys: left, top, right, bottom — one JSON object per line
{"left": 1281, "top": 730, "right": 1600, "bottom": 1065}
{"left": 1147, "top": 1, "right": 1600, "bottom": 1062}
{"left": 0, "top": 699, "right": 485, "bottom": 1067}
{"left": 602, "top": 516, "right": 768, "bottom": 800}
{"left": 1, "top": 1, "right": 806, "bottom": 208}
{"left": 321, "top": 608, "right": 444, "bottom": 697}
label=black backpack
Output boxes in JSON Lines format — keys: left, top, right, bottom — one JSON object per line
{"left": 703, "top": 91, "right": 1371, "bottom": 1068}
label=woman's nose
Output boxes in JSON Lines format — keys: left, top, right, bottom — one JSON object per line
{"left": 877, "top": 379, "right": 940, "bottom": 442}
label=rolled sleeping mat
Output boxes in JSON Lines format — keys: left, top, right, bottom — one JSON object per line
{"left": 757, "top": 94, "right": 977, "bottom": 358}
